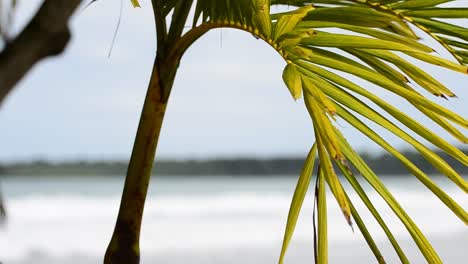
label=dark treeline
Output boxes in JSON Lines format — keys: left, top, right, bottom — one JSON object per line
{"left": 0, "top": 149, "right": 466, "bottom": 177}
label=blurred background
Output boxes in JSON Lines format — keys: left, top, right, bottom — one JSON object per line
{"left": 0, "top": 0, "right": 467, "bottom": 263}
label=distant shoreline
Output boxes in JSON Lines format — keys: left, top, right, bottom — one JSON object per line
{"left": 1, "top": 149, "right": 466, "bottom": 176}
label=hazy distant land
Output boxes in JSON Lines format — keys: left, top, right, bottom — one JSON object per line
{"left": 1, "top": 149, "right": 466, "bottom": 176}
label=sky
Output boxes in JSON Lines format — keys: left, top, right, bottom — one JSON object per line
{"left": 0, "top": 0, "right": 467, "bottom": 162}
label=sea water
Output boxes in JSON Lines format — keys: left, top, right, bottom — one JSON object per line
{"left": 0, "top": 175, "right": 466, "bottom": 263}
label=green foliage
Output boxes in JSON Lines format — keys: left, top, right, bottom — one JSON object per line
{"left": 279, "top": 143, "right": 317, "bottom": 263}
{"left": 128, "top": 0, "right": 468, "bottom": 263}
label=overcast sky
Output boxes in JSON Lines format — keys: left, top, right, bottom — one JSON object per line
{"left": 0, "top": 0, "right": 467, "bottom": 161}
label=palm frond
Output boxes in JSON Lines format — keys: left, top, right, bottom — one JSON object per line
{"left": 130, "top": 1, "right": 468, "bottom": 263}
{"left": 279, "top": 143, "right": 317, "bottom": 264}
{"left": 272, "top": 2, "right": 468, "bottom": 261}
{"left": 317, "top": 166, "right": 328, "bottom": 264}
{"left": 192, "top": 0, "right": 272, "bottom": 38}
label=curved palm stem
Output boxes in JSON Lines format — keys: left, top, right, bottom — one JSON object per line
{"left": 104, "top": 59, "right": 167, "bottom": 264}
{"left": 104, "top": 52, "right": 181, "bottom": 263}
{"left": 170, "top": 20, "right": 284, "bottom": 63}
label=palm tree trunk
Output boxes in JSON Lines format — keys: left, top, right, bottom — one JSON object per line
{"left": 104, "top": 56, "right": 177, "bottom": 264}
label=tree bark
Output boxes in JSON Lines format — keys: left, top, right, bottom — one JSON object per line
{"left": 104, "top": 55, "right": 179, "bottom": 264}
{"left": 0, "top": 0, "right": 82, "bottom": 106}
{"left": 0, "top": 187, "right": 5, "bottom": 223}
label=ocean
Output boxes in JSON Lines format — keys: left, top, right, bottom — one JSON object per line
{"left": 0, "top": 175, "right": 466, "bottom": 263}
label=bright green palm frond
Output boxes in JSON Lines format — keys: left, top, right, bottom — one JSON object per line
{"left": 317, "top": 164, "right": 328, "bottom": 264}
{"left": 279, "top": 143, "right": 317, "bottom": 263}
{"left": 192, "top": 0, "right": 272, "bottom": 38}
{"left": 272, "top": 0, "right": 468, "bottom": 64}
{"left": 387, "top": 1, "right": 468, "bottom": 64}
{"left": 349, "top": 0, "right": 467, "bottom": 64}
{"left": 131, "top": 1, "right": 468, "bottom": 263}
{"left": 273, "top": 1, "right": 468, "bottom": 263}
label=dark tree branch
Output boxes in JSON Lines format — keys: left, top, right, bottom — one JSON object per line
{"left": 151, "top": 0, "right": 167, "bottom": 57}
{"left": 0, "top": 188, "right": 5, "bottom": 224}
{"left": 0, "top": 0, "right": 83, "bottom": 106}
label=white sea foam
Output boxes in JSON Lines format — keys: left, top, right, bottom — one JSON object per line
{"left": 0, "top": 176, "right": 466, "bottom": 263}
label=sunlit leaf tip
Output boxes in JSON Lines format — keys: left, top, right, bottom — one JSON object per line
{"left": 130, "top": 0, "right": 140, "bottom": 8}
{"left": 282, "top": 63, "right": 302, "bottom": 100}
{"left": 278, "top": 143, "right": 318, "bottom": 264}
{"left": 272, "top": 5, "right": 314, "bottom": 41}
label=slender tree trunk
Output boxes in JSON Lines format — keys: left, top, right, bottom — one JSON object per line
{"left": 104, "top": 55, "right": 178, "bottom": 264}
